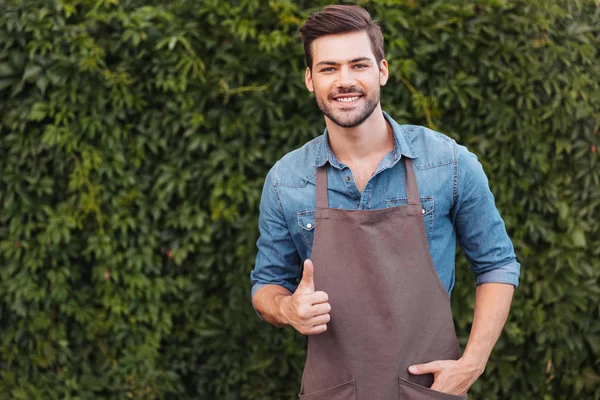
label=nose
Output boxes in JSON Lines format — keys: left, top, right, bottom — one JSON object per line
{"left": 336, "top": 66, "right": 357, "bottom": 88}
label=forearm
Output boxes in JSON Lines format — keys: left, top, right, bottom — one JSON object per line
{"left": 461, "top": 283, "right": 515, "bottom": 371}
{"left": 253, "top": 284, "right": 292, "bottom": 328}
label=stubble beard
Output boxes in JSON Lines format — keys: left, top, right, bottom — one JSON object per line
{"left": 315, "top": 88, "right": 380, "bottom": 128}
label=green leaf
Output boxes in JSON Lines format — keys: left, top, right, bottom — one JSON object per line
{"left": 22, "top": 65, "right": 42, "bottom": 82}
{"left": 0, "top": 63, "right": 14, "bottom": 77}
{"left": 571, "top": 229, "right": 587, "bottom": 248}
{"left": 28, "top": 102, "right": 48, "bottom": 121}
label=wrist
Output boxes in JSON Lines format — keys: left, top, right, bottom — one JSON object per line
{"left": 459, "top": 353, "right": 487, "bottom": 377}
{"left": 275, "top": 294, "right": 291, "bottom": 326}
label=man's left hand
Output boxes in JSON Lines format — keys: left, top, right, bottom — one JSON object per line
{"left": 408, "top": 358, "right": 484, "bottom": 396}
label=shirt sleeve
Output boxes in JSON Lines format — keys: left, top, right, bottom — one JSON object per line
{"left": 250, "top": 164, "right": 302, "bottom": 318}
{"left": 452, "top": 145, "right": 521, "bottom": 287}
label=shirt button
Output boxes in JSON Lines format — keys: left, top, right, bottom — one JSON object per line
{"left": 422, "top": 209, "right": 425, "bottom": 215}
{"left": 345, "top": 175, "right": 351, "bottom": 181}
{"left": 307, "top": 223, "right": 312, "bottom": 229}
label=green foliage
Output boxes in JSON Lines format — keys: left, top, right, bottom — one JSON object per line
{"left": 0, "top": 0, "right": 599, "bottom": 399}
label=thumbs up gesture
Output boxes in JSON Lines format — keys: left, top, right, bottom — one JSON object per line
{"left": 281, "top": 259, "right": 331, "bottom": 335}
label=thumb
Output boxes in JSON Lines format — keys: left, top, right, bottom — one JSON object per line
{"left": 408, "top": 361, "right": 443, "bottom": 375}
{"left": 298, "top": 259, "right": 315, "bottom": 292}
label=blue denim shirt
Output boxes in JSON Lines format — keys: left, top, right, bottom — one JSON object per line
{"left": 251, "top": 111, "right": 520, "bottom": 306}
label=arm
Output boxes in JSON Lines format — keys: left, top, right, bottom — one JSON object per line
{"left": 462, "top": 283, "right": 515, "bottom": 373}
{"left": 251, "top": 165, "right": 302, "bottom": 320}
{"left": 409, "top": 145, "right": 520, "bottom": 395}
{"left": 250, "top": 166, "right": 330, "bottom": 334}
{"left": 253, "top": 284, "right": 292, "bottom": 328}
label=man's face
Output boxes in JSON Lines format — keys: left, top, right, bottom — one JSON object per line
{"left": 305, "top": 31, "right": 388, "bottom": 128}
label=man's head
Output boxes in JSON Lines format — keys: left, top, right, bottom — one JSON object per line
{"left": 299, "top": 5, "right": 384, "bottom": 72}
{"left": 299, "top": 6, "right": 388, "bottom": 128}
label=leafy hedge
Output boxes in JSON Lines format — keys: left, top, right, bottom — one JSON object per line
{"left": 0, "top": 0, "right": 599, "bottom": 399}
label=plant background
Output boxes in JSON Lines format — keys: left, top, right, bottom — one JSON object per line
{"left": 0, "top": 0, "right": 599, "bottom": 399}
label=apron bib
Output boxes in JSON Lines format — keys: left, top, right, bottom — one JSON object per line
{"left": 299, "top": 158, "right": 467, "bottom": 400}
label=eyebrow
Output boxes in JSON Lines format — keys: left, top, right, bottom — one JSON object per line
{"left": 315, "top": 57, "right": 374, "bottom": 68}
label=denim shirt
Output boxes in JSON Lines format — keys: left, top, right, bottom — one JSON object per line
{"left": 251, "top": 111, "right": 520, "bottom": 306}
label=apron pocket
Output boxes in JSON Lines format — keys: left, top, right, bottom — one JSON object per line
{"left": 398, "top": 377, "right": 467, "bottom": 399}
{"left": 299, "top": 379, "right": 356, "bottom": 399}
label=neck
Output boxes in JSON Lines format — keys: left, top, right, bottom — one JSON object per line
{"left": 325, "top": 105, "right": 393, "bottom": 165}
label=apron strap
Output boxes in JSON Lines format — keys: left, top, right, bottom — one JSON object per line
{"left": 403, "top": 157, "right": 420, "bottom": 205}
{"left": 316, "top": 157, "right": 420, "bottom": 209}
{"left": 316, "top": 165, "right": 328, "bottom": 209}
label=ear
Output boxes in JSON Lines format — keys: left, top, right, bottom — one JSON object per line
{"left": 305, "top": 67, "right": 314, "bottom": 92}
{"left": 379, "top": 59, "right": 389, "bottom": 86}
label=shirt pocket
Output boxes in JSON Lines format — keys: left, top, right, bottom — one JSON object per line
{"left": 386, "top": 197, "right": 434, "bottom": 243}
{"left": 297, "top": 210, "right": 315, "bottom": 248}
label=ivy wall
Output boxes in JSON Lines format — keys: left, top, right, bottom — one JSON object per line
{"left": 0, "top": 0, "right": 599, "bottom": 399}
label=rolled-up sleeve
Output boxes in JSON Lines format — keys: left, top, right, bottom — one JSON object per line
{"left": 251, "top": 164, "right": 301, "bottom": 316}
{"left": 452, "top": 145, "right": 520, "bottom": 287}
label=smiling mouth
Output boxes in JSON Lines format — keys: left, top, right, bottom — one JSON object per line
{"left": 333, "top": 96, "right": 362, "bottom": 104}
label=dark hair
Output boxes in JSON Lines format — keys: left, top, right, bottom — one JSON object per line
{"left": 299, "top": 5, "right": 384, "bottom": 71}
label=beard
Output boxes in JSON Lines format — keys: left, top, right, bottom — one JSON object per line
{"left": 315, "top": 86, "right": 380, "bottom": 128}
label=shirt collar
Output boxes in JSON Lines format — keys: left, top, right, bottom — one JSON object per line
{"left": 314, "top": 110, "right": 418, "bottom": 168}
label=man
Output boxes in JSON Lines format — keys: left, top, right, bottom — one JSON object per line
{"left": 251, "top": 5, "right": 520, "bottom": 399}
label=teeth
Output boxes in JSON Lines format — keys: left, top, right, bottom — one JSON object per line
{"left": 335, "top": 96, "right": 359, "bottom": 103}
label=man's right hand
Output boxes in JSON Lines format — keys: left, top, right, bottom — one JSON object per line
{"left": 280, "top": 259, "right": 331, "bottom": 335}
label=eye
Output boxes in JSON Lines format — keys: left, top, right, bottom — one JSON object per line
{"left": 354, "top": 64, "right": 368, "bottom": 69}
{"left": 321, "top": 67, "right": 335, "bottom": 72}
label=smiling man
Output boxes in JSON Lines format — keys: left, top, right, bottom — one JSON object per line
{"left": 250, "top": 5, "right": 520, "bottom": 399}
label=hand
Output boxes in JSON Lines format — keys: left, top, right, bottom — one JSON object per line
{"left": 408, "top": 358, "right": 484, "bottom": 396}
{"left": 280, "top": 259, "right": 331, "bottom": 335}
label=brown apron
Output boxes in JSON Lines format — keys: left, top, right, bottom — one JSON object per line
{"left": 299, "top": 158, "right": 467, "bottom": 399}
